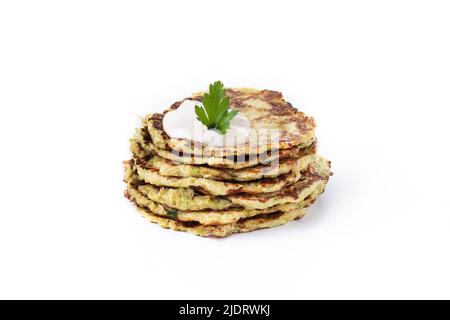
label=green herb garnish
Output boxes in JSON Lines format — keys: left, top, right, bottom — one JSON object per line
{"left": 166, "top": 209, "right": 178, "bottom": 218}
{"left": 195, "top": 81, "right": 239, "bottom": 135}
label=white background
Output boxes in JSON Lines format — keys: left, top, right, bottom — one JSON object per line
{"left": 1, "top": 0, "right": 449, "bottom": 300}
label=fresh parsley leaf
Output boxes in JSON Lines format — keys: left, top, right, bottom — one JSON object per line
{"left": 194, "top": 81, "right": 238, "bottom": 134}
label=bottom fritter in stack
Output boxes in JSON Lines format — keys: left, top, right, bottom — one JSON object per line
{"left": 124, "top": 88, "right": 331, "bottom": 237}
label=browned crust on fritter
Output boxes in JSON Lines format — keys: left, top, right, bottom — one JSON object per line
{"left": 125, "top": 158, "right": 330, "bottom": 204}
{"left": 148, "top": 88, "right": 316, "bottom": 156}
{"left": 134, "top": 143, "right": 316, "bottom": 182}
{"left": 135, "top": 125, "right": 317, "bottom": 165}
{"left": 231, "top": 165, "right": 329, "bottom": 203}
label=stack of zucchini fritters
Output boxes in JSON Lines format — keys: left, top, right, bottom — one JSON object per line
{"left": 124, "top": 89, "right": 331, "bottom": 237}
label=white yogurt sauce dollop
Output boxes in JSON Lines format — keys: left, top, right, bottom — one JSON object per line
{"left": 163, "top": 100, "right": 251, "bottom": 147}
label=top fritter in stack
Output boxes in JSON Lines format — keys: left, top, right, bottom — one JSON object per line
{"left": 124, "top": 88, "right": 331, "bottom": 237}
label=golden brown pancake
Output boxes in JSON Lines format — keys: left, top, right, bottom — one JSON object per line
{"left": 123, "top": 156, "right": 330, "bottom": 211}
{"left": 137, "top": 206, "right": 308, "bottom": 238}
{"left": 125, "top": 183, "right": 322, "bottom": 225}
{"left": 147, "top": 88, "right": 316, "bottom": 157}
{"left": 130, "top": 154, "right": 318, "bottom": 196}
